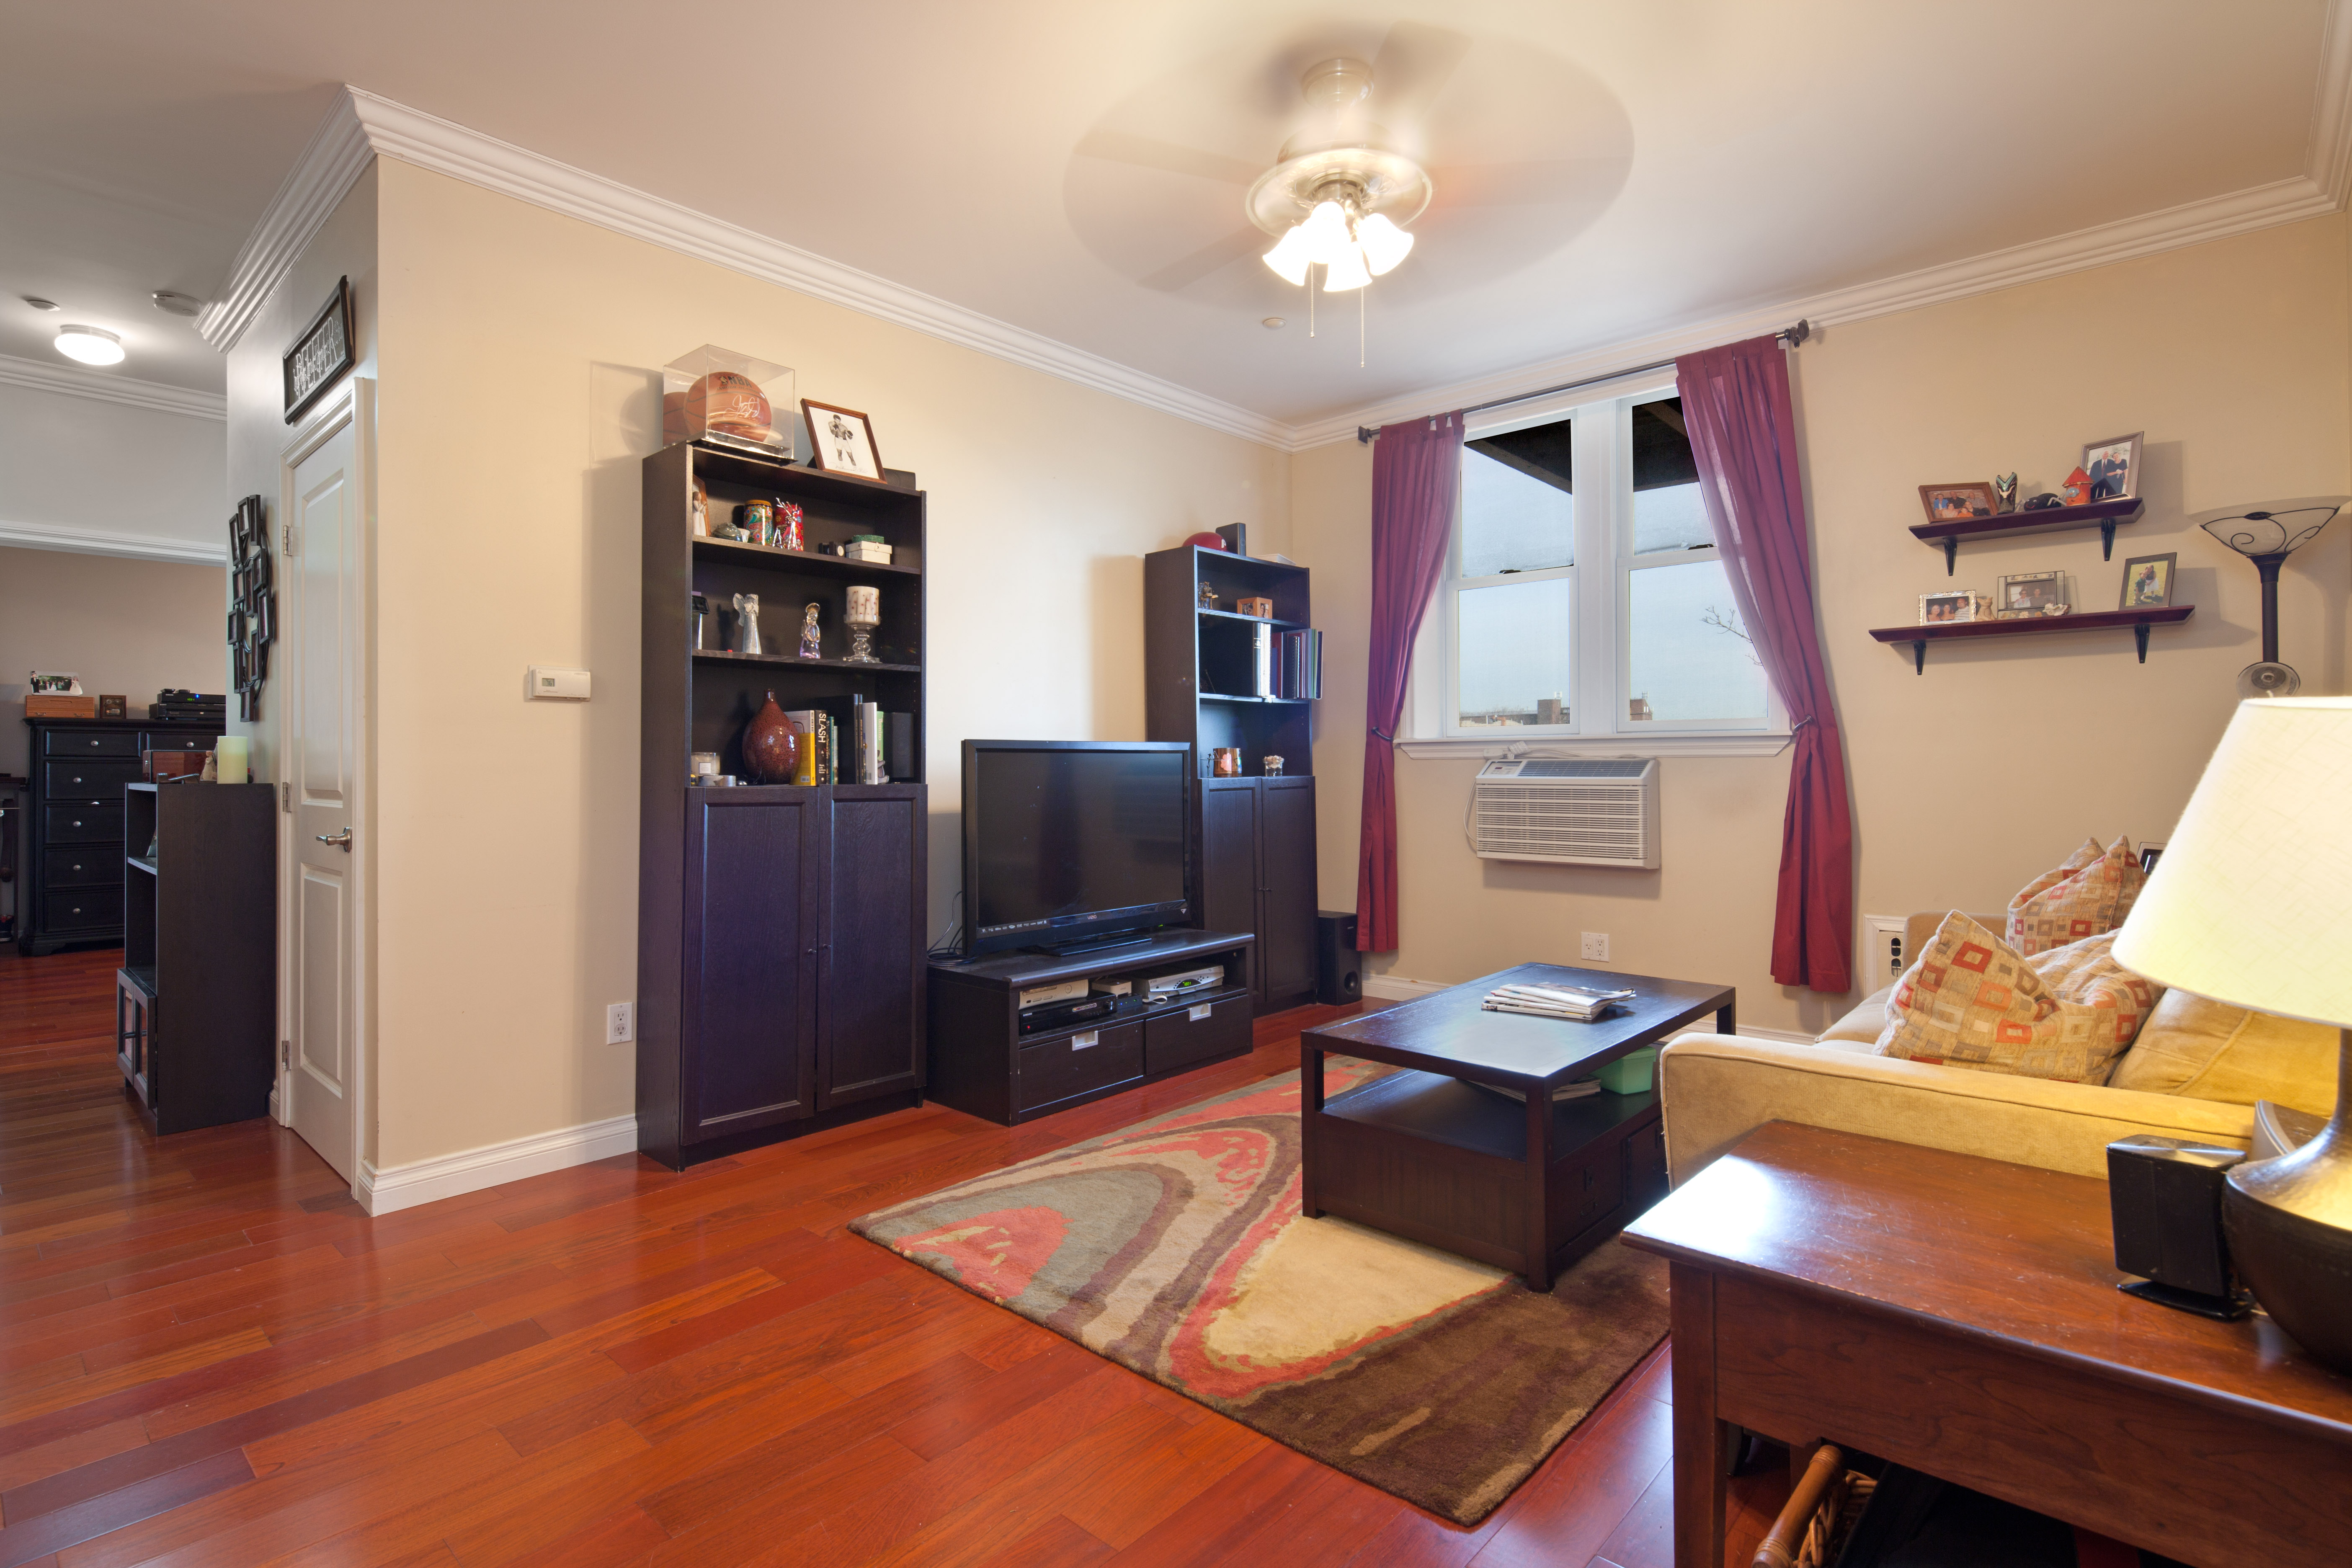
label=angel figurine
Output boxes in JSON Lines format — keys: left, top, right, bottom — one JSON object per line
{"left": 799, "top": 601, "right": 823, "bottom": 660}
{"left": 1993, "top": 473, "right": 2018, "bottom": 514}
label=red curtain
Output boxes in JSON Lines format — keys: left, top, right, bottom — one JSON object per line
{"left": 1356, "top": 413, "right": 1464, "bottom": 952}
{"left": 1676, "top": 338, "right": 1855, "bottom": 993}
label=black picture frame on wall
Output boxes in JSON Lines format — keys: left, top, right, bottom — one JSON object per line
{"left": 283, "top": 276, "right": 354, "bottom": 424}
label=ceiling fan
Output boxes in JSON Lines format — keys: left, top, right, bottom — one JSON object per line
{"left": 1066, "top": 22, "right": 1634, "bottom": 345}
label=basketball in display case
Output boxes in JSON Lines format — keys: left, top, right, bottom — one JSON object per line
{"left": 662, "top": 345, "right": 794, "bottom": 459}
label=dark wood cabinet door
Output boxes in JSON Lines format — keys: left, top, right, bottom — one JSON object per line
{"left": 1257, "top": 777, "right": 1318, "bottom": 1010}
{"left": 1196, "top": 777, "right": 1261, "bottom": 996}
{"left": 684, "top": 791, "right": 820, "bottom": 1138}
{"left": 819, "top": 786, "right": 926, "bottom": 1109}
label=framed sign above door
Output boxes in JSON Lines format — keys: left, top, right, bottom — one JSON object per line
{"left": 283, "top": 276, "right": 354, "bottom": 424}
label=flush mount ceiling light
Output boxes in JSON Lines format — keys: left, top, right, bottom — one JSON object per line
{"left": 152, "top": 291, "right": 204, "bottom": 317}
{"left": 1244, "top": 58, "right": 1432, "bottom": 362}
{"left": 54, "top": 325, "right": 124, "bottom": 365}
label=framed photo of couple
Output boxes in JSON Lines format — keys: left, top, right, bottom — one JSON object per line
{"left": 2081, "top": 431, "right": 2142, "bottom": 503}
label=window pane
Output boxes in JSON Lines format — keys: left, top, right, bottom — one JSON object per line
{"left": 1634, "top": 480, "right": 1711, "bottom": 554}
{"left": 1460, "top": 422, "right": 1573, "bottom": 577}
{"left": 1632, "top": 399, "right": 1709, "bottom": 554}
{"left": 1627, "top": 559, "right": 1769, "bottom": 723}
{"left": 1458, "top": 576, "right": 1572, "bottom": 728}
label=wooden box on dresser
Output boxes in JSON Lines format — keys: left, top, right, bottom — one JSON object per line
{"left": 118, "top": 782, "right": 276, "bottom": 1134}
{"left": 18, "top": 717, "right": 219, "bottom": 954}
{"left": 636, "top": 442, "right": 929, "bottom": 1169}
{"left": 1143, "top": 545, "right": 1319, "bottom": 1011}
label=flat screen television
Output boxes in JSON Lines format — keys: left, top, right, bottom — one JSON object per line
{"left": 962, "top": 740, "right": 1191, "bottom": 957}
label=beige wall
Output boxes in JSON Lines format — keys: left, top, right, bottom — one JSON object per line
{"left": 0, "top": 546, "right": 225, "bottom": 779}
{"left": 365, "top": 157, "right": 1289, "bottom": 1168}
{"left": 1297, "top": 213, "right": 2352, "bottom": 1035}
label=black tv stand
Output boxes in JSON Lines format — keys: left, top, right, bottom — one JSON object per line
{"left": 928, "top": 928, "right": 1257, "bottom": 1124}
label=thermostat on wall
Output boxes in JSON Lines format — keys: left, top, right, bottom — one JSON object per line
{"left": 528, "top": 666, "right": 591, "bottom": 700}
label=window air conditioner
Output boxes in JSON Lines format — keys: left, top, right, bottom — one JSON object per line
{"left": 1468, "top": 759, "right": 1660, "bottom": 869}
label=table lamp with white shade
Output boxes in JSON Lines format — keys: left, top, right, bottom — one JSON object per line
{"left": 2113, "top": 696, "right": 2352, "bottom": 1371}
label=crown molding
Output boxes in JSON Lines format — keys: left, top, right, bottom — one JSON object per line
{"left": 201, "top": 86, "right": 1287, "bottom": 447}
{"left": 0, "top": 518, "right": 227, "bottom": 566}
{"left": 0, "top": 354, "right": 226, "bottom": 421}
{"left": 1289, "top": 173, "right": 2338, "bottom": 449}
{"left": 197, "top": 92, "right": 371, "bottom": 353}
{"left": 2313, "top": 0, "right": 2352, "bottom": 206}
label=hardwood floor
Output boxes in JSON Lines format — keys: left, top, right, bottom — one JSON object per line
{"left": 0, "top": 945, "right": 1789, "bottom": 1568}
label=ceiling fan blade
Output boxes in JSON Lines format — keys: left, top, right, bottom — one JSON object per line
{"left": 1426, "top": 159, "right": 1625, "bottom": 209}
{"left": 1370, "top": 21, "right": 1472, "bottom": 121}
{"left": 1074, "top": 131, "right": 1261, "bottom": 186}
{"left": 1138, "top": 226, "right": 1269, "bottom": 292}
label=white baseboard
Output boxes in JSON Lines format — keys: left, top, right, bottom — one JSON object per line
{"left": 1360, "top": 972, "right": 1814, "bottom": 1045}
{"left": 356, "top": 1113, "right": 639, "bottom": 1216}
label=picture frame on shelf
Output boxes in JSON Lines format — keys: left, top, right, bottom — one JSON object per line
{"left": 802, "top": 399, "right": 885, "bottom": 483}
{"left": 1996, "top": 571, "right": 2068, "bottom": 616}
{"left": 2119, "top": 552, "right": 2177, "bottom": 609}
{"left": 2081, "top": 432, "right": 2143, "bottom": 502}
{"left": 1919, "top": 591, "right": 1986, "bottom": 624}
{"left": 1918, "top": 482, "right": 2000, "bottom": 524}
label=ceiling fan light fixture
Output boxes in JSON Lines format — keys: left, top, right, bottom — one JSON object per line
{"left": 1262, "top": 224, "right": 1313, "bottom": 286}
{"left": 1355, "top": 212, "right": 1414, "bottom": 276}
{"left": 1322, "top": 247, "right": 1372, "bottom": 292}
{"left": 54, "top": 325, "right": 124, "bottom": 365}
{"left": 1296, "top": 199, "right": 1354, "bottom": 266}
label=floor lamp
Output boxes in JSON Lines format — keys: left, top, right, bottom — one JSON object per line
{"left": 2195, "top": 502, "right": 2342, "bottom": 697}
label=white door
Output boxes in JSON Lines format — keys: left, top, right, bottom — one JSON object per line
{"left": 281, "top": 387, "right": 366, "bottom": 1182}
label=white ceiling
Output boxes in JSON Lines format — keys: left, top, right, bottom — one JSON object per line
{"left": 0, "top": 1, "right": 2338, "bottom": 431}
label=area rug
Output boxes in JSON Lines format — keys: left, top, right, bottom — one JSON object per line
{"left": 850, "top": 1065, "right": 1669, "bottom": 1524}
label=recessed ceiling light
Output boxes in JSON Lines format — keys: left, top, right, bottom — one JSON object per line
{"left": 152, "top": 291, "right": 204, "bottom": 317}
{"left": 54, "top": 325, "right": 124, "bottom": 366}
{"left": 22, "top": 296, "right": 59, "bottom": 311}
{"left": 1262, "top": 317, "right": 1286, "bottom": 329}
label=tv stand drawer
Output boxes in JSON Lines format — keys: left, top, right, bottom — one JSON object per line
{"left": 1016, "top": 1023, "right": 1142, "bottom": 1113}
{"left": 1144, "top": 993, "right": 1250, "bottom": 1076}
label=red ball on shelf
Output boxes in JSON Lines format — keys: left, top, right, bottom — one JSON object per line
{"left": 1183, "top": 531, "right": 1228, "bottom": 550}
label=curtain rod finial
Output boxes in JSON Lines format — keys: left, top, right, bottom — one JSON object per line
{"left": 1782, "top": 319, "right": 1811, "bottom": 348}
{"left": 1357, "top": 425, "right": 1379, "bottom": 444}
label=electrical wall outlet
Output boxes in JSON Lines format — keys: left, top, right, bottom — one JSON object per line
{"left": 605, "top": 1002, "right": 634, "bottom": 1044}
{"left": 1862, "top": 916, "right": 1908, "bottom": 986}
{"left": 1580, "top": 931, "right": 1610, "bottom": 962}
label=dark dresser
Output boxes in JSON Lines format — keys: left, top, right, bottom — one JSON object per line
{"left": 19, "top": 717, "right": 221, "bottom": 955}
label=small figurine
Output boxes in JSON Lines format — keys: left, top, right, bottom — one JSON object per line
{"left": 1199, "top": 581, "right": 1220, "bottom": 610}
{"left": 799, "top": 601, "right": 823, "bottom": 660}
{"left": 732, "top": 593, "right": 762, "bottom": 656}
{"left": 1993, "top": 473, "right": 2018, "bottom": 514}
{"left": 777, "top": 500, "right": 805, "bottom": 552}
{"left": 2021, "top": 493, "right": 2065, "bottom": 511}
{"left": 690, "top": 477, "right": 710, "bottom": 536}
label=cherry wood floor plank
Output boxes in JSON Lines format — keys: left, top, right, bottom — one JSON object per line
{"left": 457, "top": 1502, "right": 668, "bottom": 1568}
{"left": 969, "top": 1516, "right": 1113, "bottom": 1568}
{"left": 1467, "top": 1393, "right": 1672, "bottom": 1568}
{"left": 0, "top": 1449, "right": 251, "bottom": 1568}
{"left": 1094, "top": 1442, "right": 1338, "bottom": 1568}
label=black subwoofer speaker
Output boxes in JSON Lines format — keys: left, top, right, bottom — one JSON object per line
{"left": 1315, "top": 910, "right": 1362, "bottom": 1004}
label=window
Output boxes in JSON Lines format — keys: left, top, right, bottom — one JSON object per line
{"left": 1432, "top": 378, "right": 1782, "bottom": 745}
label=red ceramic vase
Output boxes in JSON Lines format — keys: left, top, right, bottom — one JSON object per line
{"left": 741, "top": 693, "right": 802, "bottom": 783}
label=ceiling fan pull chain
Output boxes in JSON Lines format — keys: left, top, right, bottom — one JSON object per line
{"left": 1359, "top": 283, "right": 1366, "bottom": 369}
{"left": 1309, "top": 266, "right": 1316, "bottom": 337}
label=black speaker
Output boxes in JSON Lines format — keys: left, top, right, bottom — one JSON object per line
{"left": 2107, "top": 1135, "right": 2249, "bottom": 1318}
{"left": 1315, "top": 910, "right": 1362, "bottom": 1005}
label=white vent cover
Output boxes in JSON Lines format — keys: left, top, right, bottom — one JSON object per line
{"left": 1469, "top": 759, "right": 1660, "bottom": 868}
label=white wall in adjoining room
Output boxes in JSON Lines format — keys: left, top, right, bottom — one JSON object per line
{"left": 0, "top": 377, "right": 227, "bottom": 562}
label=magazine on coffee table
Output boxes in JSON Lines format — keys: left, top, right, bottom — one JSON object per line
{"left": 1480, "top": 982, "right": 1636, "bottom": 1022}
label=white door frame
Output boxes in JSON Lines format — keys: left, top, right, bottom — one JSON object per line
{"left": 276, "top": 377, "right": 373, "bottom": 1198}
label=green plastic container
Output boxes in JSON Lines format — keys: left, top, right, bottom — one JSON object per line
{"left": 1594, "top": 1045, "right": 1660, "bottom": 1095}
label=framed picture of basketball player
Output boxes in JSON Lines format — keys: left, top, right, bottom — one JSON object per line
{"left": 801, "top": 399, "right": 885, "bottom": 483}
{"left": 2080, "top": 431, "right": 2142, "bottom": 503}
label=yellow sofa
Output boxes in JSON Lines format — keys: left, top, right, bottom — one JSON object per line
{"left": 1658, "top": 913, "right": 2340, "bottom": 1186}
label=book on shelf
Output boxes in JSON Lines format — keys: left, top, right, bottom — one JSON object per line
{"left": 1275, "top": 627, "right": 1322, "bottom": 700}
{"left": 1252, "top": 623, "right": 1275, "bottom": 696}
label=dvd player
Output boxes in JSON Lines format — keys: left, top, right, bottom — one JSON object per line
{"left": 1018, "top": 993, "right": 1120, "bottom": 1037}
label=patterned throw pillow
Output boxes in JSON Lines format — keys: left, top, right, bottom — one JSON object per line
{"left": 1875, "top": 914, "right": 2160, "bottom": 1083}
{"left": 2007, "top": 836, "right": 2147, "bottom": 956}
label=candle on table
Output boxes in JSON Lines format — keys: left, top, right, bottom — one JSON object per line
{"left": 214, "top": 735, "right": 249, "bottom": 784}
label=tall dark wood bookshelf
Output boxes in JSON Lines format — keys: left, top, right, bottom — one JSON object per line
{"left": 1143, "top": 546, "right": 1320, "bottom": 1011}
{"left": 636, "top": 442, "right": 929, "bottom": 1168}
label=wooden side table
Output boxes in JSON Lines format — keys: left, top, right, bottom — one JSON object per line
{"left": 1624, "top": 1121, "right": 2352, "bottom": 1568}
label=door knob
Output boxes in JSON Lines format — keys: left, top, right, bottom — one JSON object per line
{"left": 317, "top": 828, "right": 353, "bottom": 850}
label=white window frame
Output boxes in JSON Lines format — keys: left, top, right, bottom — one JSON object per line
{"left": 1404, "top": 369, "right": 1791, "bottom": 758}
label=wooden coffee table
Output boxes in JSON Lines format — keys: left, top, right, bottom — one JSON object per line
{"left": 1625, "top": 1121, "right": 2352, "bottom": 1568}
{"left": 1300, "top": 963, "right": 1735, "bottom": 1291}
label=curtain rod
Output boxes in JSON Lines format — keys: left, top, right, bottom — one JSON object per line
{"left": 1354, "top": 319, "right": 1810, "bottom": 444}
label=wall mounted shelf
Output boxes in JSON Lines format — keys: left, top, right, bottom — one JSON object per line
{"left": 1871, "top": 605, "right": 2193, "bottom": 672}
{"left": 691, "top": 650, "right": 922, "bottom": 675}
{"left": 1913, "top": 497, "right": 2144, "bottom": 574}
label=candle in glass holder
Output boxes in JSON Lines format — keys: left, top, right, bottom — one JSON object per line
{"left": 844, "top": 585, "right": 881, "bottom": 664}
